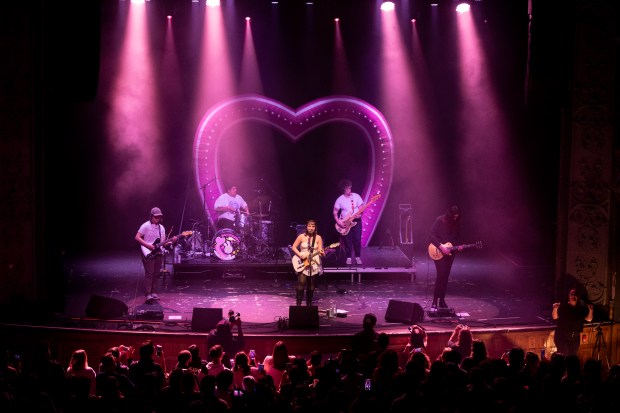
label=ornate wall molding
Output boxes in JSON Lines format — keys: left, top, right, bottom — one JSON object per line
{"left": 564, "top": 0, "right": 616, "bottom": 313}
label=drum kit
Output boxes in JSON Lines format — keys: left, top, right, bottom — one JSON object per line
{"left": 180, "top": 190, "right": 275, "bottom": 262}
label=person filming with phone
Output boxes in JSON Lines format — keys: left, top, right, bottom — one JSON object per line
{"left": 127, "top": 340, "right": 166, "bottom": 409}
{"left": 207, "top": 309, "right": 245, "bottom": 367}
{"left": 552, "top": 287, "right": 594, "bottom": 356}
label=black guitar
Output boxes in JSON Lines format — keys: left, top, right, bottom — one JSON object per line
{"left": 142, "top": 231, "right": 193, "bottom": 261}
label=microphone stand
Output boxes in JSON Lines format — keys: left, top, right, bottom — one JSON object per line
{"left": 160, "top": 226, "right": 173, "bottom": 276}
{"left": 201, "top": 182, "right": 215, "bottom": 259}
{"left": 271, "top": 211, "right": 282, "bottom": 287}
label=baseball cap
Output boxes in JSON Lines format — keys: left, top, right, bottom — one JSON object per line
{"left": 363, "top": 313, "right": 377, "bottom": 326}
{"left": 150, "top": 207, "right": 163, "bottom": 216}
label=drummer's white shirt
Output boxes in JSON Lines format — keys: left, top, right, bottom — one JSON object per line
{"left": 214, "top": 193, "right": 248, "bottom": 222}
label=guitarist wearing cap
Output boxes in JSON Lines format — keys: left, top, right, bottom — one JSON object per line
{"left": 291, "top": 220, "right": 325, "bottom": 306}
{"left": 135, "top": 207, "right": 181, "bottom": 303}
{"left": 429, "top": 205, "right": 463, "bottom": 310}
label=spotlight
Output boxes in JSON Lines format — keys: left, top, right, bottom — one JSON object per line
{"left": 455, "top": 2, "right": 471, "bottom": 13}
{"left": 381, "top": 2, "right": 395, "bottom": 12}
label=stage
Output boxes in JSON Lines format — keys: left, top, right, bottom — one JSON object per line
{"left": 58, "top": 245, "right": 555, "bottom": 336}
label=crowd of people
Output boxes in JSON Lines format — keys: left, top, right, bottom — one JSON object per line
{"left": 2, "top": 317, "right": 619, "bottom": 413}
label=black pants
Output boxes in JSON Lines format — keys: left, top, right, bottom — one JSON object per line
{"left": 216, "top": 218, "right": 235, "bottom": 230}
{"left": 296, "top": 273, "right": 316, "bottom": 306}
{"left": 342, "top": 219, "right": 362, "bottom": 258}
{"left": 142, "top": 254, "right": 163, "bottom": 295}
{"left": 554, "top": 330, "right": 581, "bottom": 356}
{"left": 433, "top": 254, "right": 455, "bottom": 300}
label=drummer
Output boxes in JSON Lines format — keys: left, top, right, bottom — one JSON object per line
{"left": 214, "top": 184, "right": 250, "bottom": 230}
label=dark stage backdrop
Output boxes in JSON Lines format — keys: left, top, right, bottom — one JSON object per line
{"left": 54, "top": 0, "right": 558, "bottom": 268}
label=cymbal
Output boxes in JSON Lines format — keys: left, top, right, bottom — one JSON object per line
{"left": 251, "top": 195, "right": 272, "bottom": 203}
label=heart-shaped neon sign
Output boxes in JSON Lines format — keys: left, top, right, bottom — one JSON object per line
{"left": 193, "top": 94, "right": 394, "bottom": 246}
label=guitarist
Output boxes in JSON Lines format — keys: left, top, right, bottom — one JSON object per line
{"left": 135, "top": 207, "right": 179, "bottom": 303}
{"left": 333, "top": 179, "right": 364, "bottom": 266}
{"left": 429, "top": 205, "right": 463, "bottom": 310}
{"left": 291, "top": 220, "right": 325, "bottom": 306}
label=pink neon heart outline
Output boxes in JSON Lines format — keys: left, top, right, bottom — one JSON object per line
{"left": 193, "top": 94, "right": 394, "bottom": 246}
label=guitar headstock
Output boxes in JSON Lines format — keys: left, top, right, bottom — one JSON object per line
{"left": 369, "top": 194, "right": 381, "bottom": 203}
{"left": 181, "top": 231, "right": 193, "bottom": 237}
{"left": 475, "top": 241, "right": 483, "bottom": 249}
{"left": 328, "top": 242, "right": 340, "bottom": 249}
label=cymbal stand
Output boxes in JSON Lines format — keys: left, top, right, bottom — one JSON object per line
{"left": 190, "top": 221, "right": 200, "bottom": 259}
{"left": 271, "top": 215, "right": 282, "bottom": 285}
{"left": 591, "top": 323, "right": 610, "bottom": 369}
{"left": 160, "top": 251, "right": 171, "bottom": 276}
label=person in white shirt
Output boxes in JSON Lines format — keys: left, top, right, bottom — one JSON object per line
{"left": 333, "top": 179, "right": 364, "bottom": 265}
{"left": 206, "top": 344, "right": 230, "bottom": 377}
{"left": 214, "top": 185, "right": 249, "bottom": 230}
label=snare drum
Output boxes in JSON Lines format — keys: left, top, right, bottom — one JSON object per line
{"left": 235, "top": 213, "right": 249, "bottom": 231}
{"left": 212, "top": 229, "right": 241, "bottom": 261}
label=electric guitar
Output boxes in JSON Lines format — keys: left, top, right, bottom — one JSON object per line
{"left": 142, "top": 231, "right": 193, "bottom": 261}
{"left": 292, "top": 242, "right": 340, "bottom": 273}
{"left": 428, "top": 241, "right": 483, "bottom": 260}
{"left": 335, "top": 194, "right": 381, "bottom": 236}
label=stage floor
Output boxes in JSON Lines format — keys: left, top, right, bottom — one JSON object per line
{"left": 58, "top": 245, "right": 556, "bottom": 335}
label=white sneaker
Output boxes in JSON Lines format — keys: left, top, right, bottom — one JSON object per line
{"left": 355, "top": 257, "right": 362, "bottom": 265}
{"left": 346, "top": 258, "right": 352, "bottom": 265}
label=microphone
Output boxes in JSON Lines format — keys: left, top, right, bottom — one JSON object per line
{"left": 268, "top": 201, "right": 272, "bottom": 212}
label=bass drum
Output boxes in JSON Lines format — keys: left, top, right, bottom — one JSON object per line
{"left": 212, "top": 229, "right": 241, "bottom": 261}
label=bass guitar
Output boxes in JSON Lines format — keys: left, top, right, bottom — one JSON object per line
{"left": 292, "top": 242, "right": 340, "bottom": 273}
{"left": 428, "top": 241, "right": 483, "bottom": 260}
{"left": 335, "top": 194, "right": 381, "bottom": 236}
{"left": 142, "top": 231, "right": 193, "bottom": 261}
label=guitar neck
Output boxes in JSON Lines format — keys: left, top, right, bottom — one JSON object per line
{"left": 306, "top": 243, "right": 338, "bottom": 260}
{"left": 348, "top": 195, "right": 380, "bottom": 220}
{"left": 450, "top": 242, "right": 480, "bottom": 252}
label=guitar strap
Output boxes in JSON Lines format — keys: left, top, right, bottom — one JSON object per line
{"left": 308, "top": 234, "right": 316, "bottom": 276}
{"left": 351, "top": 199, "right": 359, "bottom": 221}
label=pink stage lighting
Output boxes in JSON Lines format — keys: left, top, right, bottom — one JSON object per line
{"left": 456, "top": 2, "right": 471, "bottom": 13}
{"left": 380, "top": 2, "right": 395, "bottom": 12}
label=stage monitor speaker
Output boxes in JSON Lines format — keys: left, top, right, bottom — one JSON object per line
{"left": 85, "top": 294, "right": 128, "bottom": 319}
{"left": 384, "top": 299, "right": 424, "bottom": 324}
{"left": 288, "top": 306, "right": 319, "bottom": 329}
{"left": 191, "top": 308, "right": 223, "bottom": 332}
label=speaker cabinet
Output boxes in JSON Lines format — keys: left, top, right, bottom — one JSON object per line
{"left": 191, "top": 308, "right": 223, "bottom": 332}
{"left": 288, "top": 306, "right": 319, "bottom": 329}
{"left": 85, "top": 295, "right": 128, "bottom": 319}
{"left": 384, "top": 300, "right": 424, "bottom": 324}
